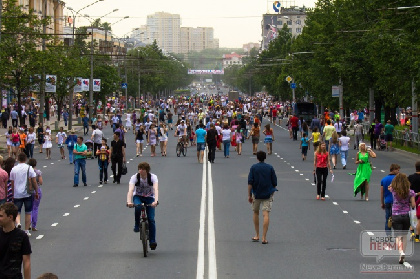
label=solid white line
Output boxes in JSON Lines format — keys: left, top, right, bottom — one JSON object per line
{"left": 196, "top": 148, "right": 207, "bottom": 279}
{"left": 207, "top": 154, "right": 217, "bottom": 279}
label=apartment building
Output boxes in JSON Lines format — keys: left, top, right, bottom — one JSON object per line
{"left": 147, "top": 12, "right": 181, "bottom": 53}
{"left": 180, "top": 27, "right": 217, "bottom": 54}
{"left": 222, "top": 53, "right": 244, "bottom": 69}
{"left": 18, "top": 0, "right": 65, "bottom": 37}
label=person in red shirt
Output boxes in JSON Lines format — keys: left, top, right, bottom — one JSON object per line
{"left": 271, "top": 108, "right": 278, "bottom": 124}
{"left": 290, "top": 115, "right": 299, "bottom": 141}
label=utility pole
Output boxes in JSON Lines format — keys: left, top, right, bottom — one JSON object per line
{"left": 89, "top": 25, "right": 94, "bottom": 118}
{"left": 369, "top": 88, "right": 374, "bottom": 124}
{"left": 339, "top": 78, "right": 343, "bottom": 121}
{"left": 412, "top": 79, "right": 418, "bottom": 133}
{"left": 39, "top": 0, "right": 47, "bottom": 124}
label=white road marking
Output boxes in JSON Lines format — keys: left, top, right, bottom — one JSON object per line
{"left": 381, "top": 170, "right": 385, "bottom": 173}
{"left": 300, "top": 174, "right": 303, "bottom": 176}
{"left": 63, "top": 213, "right": 70, "bottom": 216}
{"left": 367, "top": 232, "right": 374, "bottom": 236}
{"left": 325, "top": 195, "right": 329, "bottom": 198}
{"left": 305, "top": 179, "right": 309, "bottom": 181}
{"left": 196, "top": 147, "right": 207, "bottom": 279}
{"left": 280, "top": 158, "right": 283, "bottom": 159}
{"left": 291, "top": 166, "right": 294, "bottom": 168}
{"left": 207, "top": 154, "right": 217, "bottom": 279}
{"left": 91, "top": 191, "right": 96, "bottom": 194}
{"left": 295, "top": 170, "right": 299, "bottom": 172}
{"left": 333, "top": 202, "right": 338, "bottom": 205}
{"left": 98, "top": 185, "right": 103, "bottom": 188}
{"left": 354, "top": 221, "right": 361, "bottom": 224}
{"left": 274, "top": 153, "right": 278, "bottom": 155}
{"left": 36, "top": 235, "right": 44, "bottom": 240}
{"left": 127, "top": 162, "right": 130, "bottom": 164}
{"left": 343, "top": 211, "right": 348, "bottom": 214}
{"left": 311, "top": 183, "right": 315, "bottom": 186}
{"left": 74, "top": 205, "right": 80, "bottom": 208}
{"left": 43, "top": 166, "right": 47, "bottom": 168}
{"left": 110, "top": 175, "right": 114, "bottom": 178}
{"left": 84, "top": 197, "right": 89, "bottom": 200}
{"left": 58, "top": 160, "right": 61, "bottom": 162}
{"left": 51, "top": 223, "right": 58, "bottom": 227}
{"left": 51, "top": 163, "right": 54, "bottom": 165}
{"left": 130, "top": 159, "right": 133, "bottom": 161}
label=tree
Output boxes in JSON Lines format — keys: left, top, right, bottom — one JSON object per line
{"left": 0, "top": 0, "right": 51, "bottom": 125}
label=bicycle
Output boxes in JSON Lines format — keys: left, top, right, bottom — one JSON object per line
{"left": 129, "top": 203, "right": 150, "bottom": 257}
{"left": 176, "top": 138, "right": 187, "bottom": 157}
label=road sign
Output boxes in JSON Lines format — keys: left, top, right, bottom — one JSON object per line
{"left": 121, "top": 83, "right": 127, "bottom": 89}
{"left": 290, "top": 83, "right": 297, "bottom": 89}
{"left": 286, "top": 76, "right": 292, "bottom": 83}
{"left": 332, "top": 85, "right": 339, "bottom": 97}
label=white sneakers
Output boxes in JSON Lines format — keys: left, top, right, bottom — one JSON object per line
{"left": 25, "top": 230, "right": 31, "bottom": 236}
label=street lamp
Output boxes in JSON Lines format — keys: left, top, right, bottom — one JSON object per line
{"left": 104, "top": 15, "right": 129, "bottom": 54}
{"left": 84, "top": 9, "right": 118, "bottom": 117}
{"left": 66, "top": 0, "right": 105, "bottom": 130}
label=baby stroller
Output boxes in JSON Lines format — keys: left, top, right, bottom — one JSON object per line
{"left": 379, "top": 134, "right": 386, "bottom": 150}
{"left": 85, "top": 139, "right": 95, "bottom": 159}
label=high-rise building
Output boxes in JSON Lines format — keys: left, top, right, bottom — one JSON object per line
{"left": 147, "top": 12, "right": 181, "bottom": 53}
{"left": 131, "top": 26, "right": 148, "bottom": 43}
{"left": 180, "top": 27, "right": 217, "bottom": 54}
{"left": 261, "top": 6, "right": 307, "bottom": 50}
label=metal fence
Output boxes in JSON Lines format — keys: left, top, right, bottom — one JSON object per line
{"left": 394, "top": 129, "right": 420, "bottom": 150}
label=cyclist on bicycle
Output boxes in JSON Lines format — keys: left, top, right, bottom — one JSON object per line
{"left": 126, "top": 162, "right": 159, "bottom": 250}
{"left": 176, "top": 120, "right": 187, "bottom": 147}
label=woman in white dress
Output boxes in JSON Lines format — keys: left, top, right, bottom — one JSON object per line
{"left": 43, "top": 126, "right": 52, "bottom": 159}
{"left": 126, "top": 112, "right": 132, "bottom": 130}
{"left": 148, "top": 123, "right": 157, "bottom": 157}
{"left": 5, "top": 126, "right": 12, "bottom": 158}
{"left": 159, "top": 123, "right": 168, "bottom": 156}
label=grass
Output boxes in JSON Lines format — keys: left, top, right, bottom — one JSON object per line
{"left": 392, "top": 141, "right": 420, "bottom": 155}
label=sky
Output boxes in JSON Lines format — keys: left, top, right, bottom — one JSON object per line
{"left": 64, "top": 0, "right": 317, "bottom": 48}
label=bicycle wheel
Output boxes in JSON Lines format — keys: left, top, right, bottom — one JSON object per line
{"left": 182, "top": 145, "right": 187, "bottom": 156}
{"left": 141, "top": 222, "right": 148, "bottom": 257}
{"left": 176, "top": 143, "right": 181, "bottom": 157}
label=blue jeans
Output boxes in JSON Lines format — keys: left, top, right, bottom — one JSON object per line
{"left": 385, "top": 203, "right": 392, "bottom": 235}
{"left": 98, "top": 160, "right": 108, "bottom": 182}
{"left": 133, "top": 195, "right": 156, "bottom": 243}
{"left": 340, "top": 150, "right": 348, "bottom": 166}
{"left": 223, "top": 140, "right": 230, "bottom": 157}
{"left": 26, "top": 144, "right": 34, "bottom": 158}
{"left": 68, "top": 148, "right": 74, "bottom": 163}
{"left": 74, "top": 159, "right": 87, "bottom": 185}
{"left": 14, "top": 196, "right": 33, "bottom": 214}
{"left": 325, "top": 140, "right": 329, "bottom": 151}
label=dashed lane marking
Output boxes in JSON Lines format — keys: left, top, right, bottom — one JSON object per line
{"left": 354, "top": 221, "right": 361, "bottom": 224}
{"left": 74, "top": 205, "right": 80, "bottom": 208}
{"left": 84, "top": 197, "right": 89, "bottom": 200}
{"left": 63, "top": 213, "right": 70, "bottom": 216}
{"left": 98, "top": 185, "right": 103, "bottom": 188}
{"left": 43, "top": 166, "right": 47, "bottom": 168}
{"left": 51, "top": 223, "right": 58, "bottom": 227}
{"left": 381, "top": 170, "right": 385, "bottom": 173}
{"left": 50, "top": 163, "right": 54, "bottom": 165}
{"left": 305, "top": 179, "right": 309, "bottom": 181}
{"left": 91, "top": 191, "right": 96, "bottom": 193}
{"left": 343, "top": 211, "right": 348, "bottom": 214}
{"left": 333, "top": 202, "right": 338, "bottom": 205}
{"left": 36, "top": 235, "right": 44, "bottom": 240}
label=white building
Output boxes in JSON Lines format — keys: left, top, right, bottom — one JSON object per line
{"left": 146, "top": 12, "right": 181, "bottom": 53}
{"left": 180, "top": 27, "right": 218, "bottom": 54}
{"left": 222, "top": 53, "right": 244, "bottom": 69}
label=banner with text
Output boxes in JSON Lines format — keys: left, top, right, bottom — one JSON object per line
{"left": 188, "top": 69, "right": 224, "bottom": 75}
{"left": 82, "top": 79, "right": 89, "bottom": 91}
{"left": 93, "top": 79, "right": 101, "bottom": 92}
{"left": 45, "top": 75, "right": 57, "bottom": 93}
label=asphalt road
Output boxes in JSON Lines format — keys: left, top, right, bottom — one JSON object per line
{"left": 27, "top": 116, "right": 420, "bottom": 279}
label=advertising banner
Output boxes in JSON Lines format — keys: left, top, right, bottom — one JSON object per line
{"left": 74, "top": 77, "right": 83, "bottom": 93}
{"left": 45, "top": 75, "right": 57, "bottom": 93}
{"left": 82, "top": 79, "right": 89, "bottom": 91}
{"left": 188, "top": 69, "right": 224, "bottom": 75}
{"left": 93, "top": 79, "right": 101, "bottom": 92}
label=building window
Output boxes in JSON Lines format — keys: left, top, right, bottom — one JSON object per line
{"left": 288, "top": 28, "right": 292, "bottom": 33}
{"left": 287, "top": 21, "right": 292, "bottom": 25}
{"left": 296, "top": 19, "right": 301, "bottom": 25}
{"left": 296, "top": 28, "right": 302, "bottom": 33}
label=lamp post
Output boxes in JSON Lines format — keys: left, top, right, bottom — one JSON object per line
{"left": 104, "top": 16, "right": 129, "bottom": 53}
{"left": 84, "top": 8, "right": 118, "bottom": 117}
{"left": 66, "top": 0, "right": 105, "bottom": 129}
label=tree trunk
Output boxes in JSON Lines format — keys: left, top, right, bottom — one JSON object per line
{"left": 45, "top": 97, "right": 49, "bottom": 121}
{"left": 374, "top": 96, "right": 382, "bottom": 122}
{"left": 57, "top": 100, "right": 62, "bottom": 122}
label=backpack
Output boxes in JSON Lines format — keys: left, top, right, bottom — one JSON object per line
{"left": 135, "top": 172, "right": 153, "bottom": 187}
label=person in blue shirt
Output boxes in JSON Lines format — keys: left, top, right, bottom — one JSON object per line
{"left": 381, "top": 164, "right": 400, "bottom": 236}
{"left": 62, "top": 110, "right": 69, "bottom": 127}
{"left": 194, "top": 122, "right": 207, "bottom": 164}
{"left": 248, "top": 151, "right": 278, "bottom": 244}
{"left": 358, "top": 110, "right": 364, "bottom": 123}
{"left": 82, "top": 115, "right": 89, "bottom": 135}
{"left": 300, "top": 132, "right": 310, "bottom": 161}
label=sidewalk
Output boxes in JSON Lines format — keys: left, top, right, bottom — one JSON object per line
{"left": 0, "top": 116, "right": 84, "bottom": 155}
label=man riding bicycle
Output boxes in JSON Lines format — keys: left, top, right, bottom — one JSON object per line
{"left": 176, "top": 120, "right": 187, "bottom": 147}
{"left": 127, "top": 162, "right": 159, "bottom": 250}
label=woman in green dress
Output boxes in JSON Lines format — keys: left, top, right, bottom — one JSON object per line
{"left": 354, "top": 142, "right": 376, "bottom": 201}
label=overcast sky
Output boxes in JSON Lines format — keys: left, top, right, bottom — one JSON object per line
{"left": 65, "top": 0, "right": 317, "bottom": 48}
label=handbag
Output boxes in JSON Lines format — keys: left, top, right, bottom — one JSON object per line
{"left": 387, "top": 216, "right": 392, "bottom": 229}
{"left": 121, "top": 162, "right": 127, "bottom": 175}
{"left": 25, "top": 165, "right": 34, "bottom": 194}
